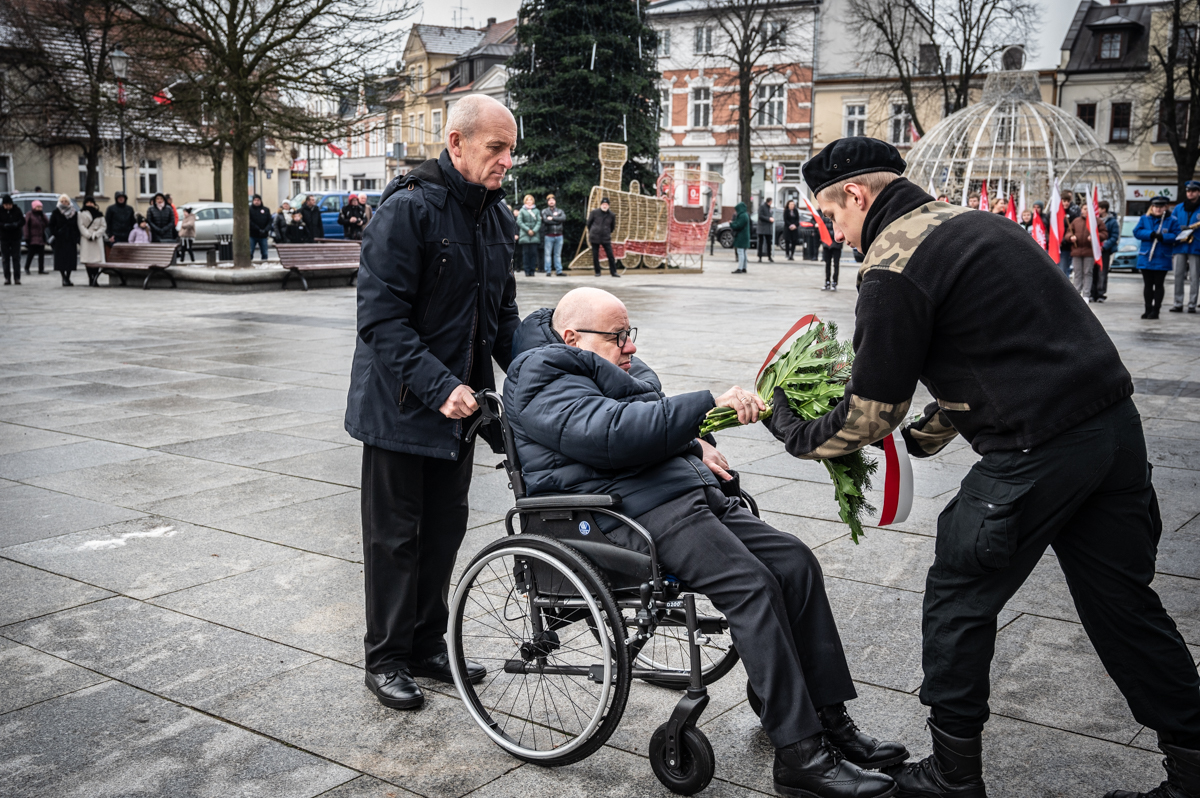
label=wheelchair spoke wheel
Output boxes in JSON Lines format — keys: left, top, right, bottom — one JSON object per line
{"left": 635, "top": 595, "right": 739, "bottom": 688}
{"left": 450, "top": 535, "right": 630, "bottom": 765}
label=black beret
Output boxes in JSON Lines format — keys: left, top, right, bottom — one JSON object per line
{"left": 1149, "top": 195, "right": 1171, "bottom": 206}
{"left": 803, "top": 137, "right": 907, "bottom": 195}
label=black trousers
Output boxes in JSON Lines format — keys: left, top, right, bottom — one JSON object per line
{"left": 1091, "top": 250, "right": 1111, "bottom": 300}
{"left": 591, "top": 241, "right": 618, "bottom": 275}
{"left": 823, "top": 248, "right": 841, "bottom": 284}
{"left": 784, "top": 235, "right": 798, "bottom": 259}
{"left": 616, "top": 485, "right": 856, "bottom": 748}
{"left": 24, "top": 244, "right": 45, "bottom": 273}
{"left": 921, "top": 398, "right": 1200, "bottom": 745}
{"left": 757, "top": 233, "right": 773, "bottom": 260}
{"left": 520, "top": 242, "right": 539, "bottom": 276}
{"left": 1, "top": 240, "right": 19, "bottom": 281}
{"left": 361, "top": 442, "right": 474, "bottom": 674}
{"left": 1142, "top": 269, "right": 1168, "bottom": 313}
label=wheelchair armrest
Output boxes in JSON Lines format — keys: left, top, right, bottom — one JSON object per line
{"left": 515, "top": 494, "right": 622, "bottom": 510}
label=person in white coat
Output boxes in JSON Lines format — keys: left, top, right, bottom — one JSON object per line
{"left": 78, "top": 197, "right": 107, "bottom": 285}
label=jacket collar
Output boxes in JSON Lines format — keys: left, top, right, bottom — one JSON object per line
{"left": 439, "top": 149, "right": 507, "bottom": 218}
{"left": 860, "top": 178, "right": 934, "bottom": 252}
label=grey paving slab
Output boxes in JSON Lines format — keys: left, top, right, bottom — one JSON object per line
{"left": 1153, "top": 465, "right": 1200, "bottom": 534}
{"left": 6, "top": 597, "right": 319, "bottom": 706}
{"left": 156, "top": 375, "right": 283, "bottom": 399}
{"left": 990, "top": 614, "right": 1140, "bottom": 743}
{"left": 151, "top": 553, "right": 364, "bottom": 662}
{"left": 3, "top": 515, "right": 301, "bottom": 599}
{"left": 1159, "top": 522, "right": 1200, "bottom": 579}
{"left": 65, "top": 365, "right": 206, "bottom": 387}
{"left": 1157, "top": 573, "right": 1200, "bottom": 644}
{"left": 25, "top": 453, "right": 257, "bottom": 506}
{"left": 0, "top": 680, "right": 355, "bottom": 798}
{"left": 256, "top": 446, "right": 362, "bottom": 487}
{"left": 816, "top": 527, "right": 935, "bottom": 593}
{"left": 0, "top": 440, "right": 151, "bottom": 481}
{"left": 0, "top": 373, "right": 85, "bottom": 394}
{"left": 203, "top": 658, "right": 517, "bottom": 796}
{"left": 757, "top": 510, "right": 849, "bottom": 550}
{"left": 739, "top": 451, "right": 835, "bottom": 484}
{"left": 59, "top": 413, "right": 239, "bottom": 448}
{"left": 215, "top": 490, "right": 363, "bottom": 561}
{"left": 28, "top": 380, "right": 174, "bottom": 405}
{"left": 136, "top": 473, "right": 352, "bottom": 525}
{"left": 110, "top": 394, "right": 260, "bottom": 417}
{"left": 1004, "top": 555, "right": 1079, "bottom": 623}
{"left": 0, "top": 558, "right": 113, "bottom": 626}
{"left": 237, "top": 386, "right": 349, "bottom": 414}
{"left": 274, "top": 418, "right": 362, "bottom": 446}
{"left": 0, "top": 400, "right": 150, "bottom": 432}
{"left": 0, "top": 636, "right": 109, "bottom": 715}
{"left": 1147, "top": 435, "right": 1200, "bottom": 471}
{"left": 315, "top": 775, "right": 420, "bottom": 798}
{"left": 1144, "top": 417, "right": 1200, "bottom": 440}
{"left": 0, "top": 483, "right": 146, "bottom": 547}
{"left": 231, "top": 410, "right": 347, "bottom": 432}
{"left": 0, "top": 423, "right": 86, "bottom": 456}
{"left": 156, "top": 429, "right": 344, "bottom": 466}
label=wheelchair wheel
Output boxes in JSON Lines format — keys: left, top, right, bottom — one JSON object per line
{"left": 449, "top": 535, "right": 631, "bottom": 766}
{"left": 649, "top": 722, "right": 715, "bottom": 795}
{"left": 636, "top": 594, "right": 739, "bottom": 689}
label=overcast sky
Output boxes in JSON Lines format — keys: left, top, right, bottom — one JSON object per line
{"left": 407, "top": 0, "right": 1076, "bottom": 71}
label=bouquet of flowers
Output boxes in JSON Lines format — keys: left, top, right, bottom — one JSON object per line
{"left": 699, "top": 320, "right": 877, "bottom": 542}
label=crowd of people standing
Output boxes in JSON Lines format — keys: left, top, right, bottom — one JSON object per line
{"left": 511, "top": 193, "right": 575, "bottom": 277}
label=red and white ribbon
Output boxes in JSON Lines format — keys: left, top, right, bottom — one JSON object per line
{"left": 876, "top": 429, "right": 913, "bottom": 526}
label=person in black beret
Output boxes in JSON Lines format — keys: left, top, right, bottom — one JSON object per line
{"left": 761, "top": 137, "right": 1200, "bottom": 798}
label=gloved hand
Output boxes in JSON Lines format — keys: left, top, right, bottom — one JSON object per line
{"left": 1152, "top": 231, "right": 1164, "bottom": 243}
{"left": 762, "top": 386, "right": 804, "bottom": 445}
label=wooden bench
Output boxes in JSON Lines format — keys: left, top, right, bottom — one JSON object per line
{"left": 276, "top": 242, "right": 361, "bottom": 291}
{"left": 85, "top": 243, "right": 179, "bottom": 289}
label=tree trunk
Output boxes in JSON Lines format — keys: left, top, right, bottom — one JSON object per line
{"left": 738, "top": 72, "right": 753, "bottom": 205}
{"left": 211, "top": 144, "right": 224, "bottom": 202}
{"left": 230, "top": 143, "right": 250, "bottom": 268}
{"left": 84, "top": 143, "right": 101, "bottom": 197}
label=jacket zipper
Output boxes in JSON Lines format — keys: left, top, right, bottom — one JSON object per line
{"left": 420, "top": 262, "right": 446, "bottom": 326}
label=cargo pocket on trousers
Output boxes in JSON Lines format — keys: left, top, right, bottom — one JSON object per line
{"left": 935, "top": 469, "right": 1035, "bottom": 575}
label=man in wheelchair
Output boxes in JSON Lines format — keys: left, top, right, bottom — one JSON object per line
{"left": 503, "top": 287, "right": 905, "bottom": 798}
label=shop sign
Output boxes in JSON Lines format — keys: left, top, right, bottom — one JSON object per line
{"left": 1126, "top": 184, "right": 1176, "bottom": 202}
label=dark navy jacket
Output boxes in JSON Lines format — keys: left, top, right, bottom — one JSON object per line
{"left": 345, "top": 151, "right": 520, "bottom": 459}
{"left": 504, "top": 309, "right": 718, "bottom": 524}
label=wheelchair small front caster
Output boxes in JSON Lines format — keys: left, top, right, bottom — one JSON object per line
{"left": 649, "top": 722, "right": 715, "bottom": 795}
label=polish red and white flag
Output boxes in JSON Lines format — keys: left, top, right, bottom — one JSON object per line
{"left": 877, "top": 429, "right": 913, "bottom": 526}
{"left": 801, "top": 195, "right": 833, "bottom": 246}
{"left": 1031, "top": 207, "right": 1048, "bottom": 249}
{"left": 1086, "top": 184, "right": 1103, "bottom": 266}
{"left": 979, "top": 181, "right": 990, "bottom": 212}
{"left": 1048, "top": 179, "right": 1065, "bottom": 254}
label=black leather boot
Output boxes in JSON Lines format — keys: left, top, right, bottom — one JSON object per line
{"left": 1106, "top": 742, "right": 1200, "bottom": 798}
{"left": 365, "top": 669, "right": 423, "bottom": 709}
{"left": 886, "top": 720, "right": 986, "bottom": 797}
{"left": 819, "top": 702, "right": 909, "bottom": 769}
{"left": 774, "top": 731, "right": 897, "bottom": 797}
{"left": 409, "top": 651, "right": 486, "bottom": 684}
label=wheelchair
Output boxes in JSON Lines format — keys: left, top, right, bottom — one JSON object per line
{"left": 448, "top": 390, "right": 762, "bottom": 795}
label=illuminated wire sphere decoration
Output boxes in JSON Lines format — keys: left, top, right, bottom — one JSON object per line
{"left": 904, "top": 71, "right": 1124, "bottom": 211}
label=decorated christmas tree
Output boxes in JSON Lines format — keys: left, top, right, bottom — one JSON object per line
{"left": 506, "top": 0, "right": 662, "bottom": 252}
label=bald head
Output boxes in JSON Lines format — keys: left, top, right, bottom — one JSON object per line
{"left": 446, "top": 95, "right": 517, "bottom": 189}
{"left": 554, "top": 288, "right": 637, "bottom": 371}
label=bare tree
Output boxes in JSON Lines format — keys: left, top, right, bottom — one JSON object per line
{"left": 844, "top": 0, "right": 1039, "bottom": 136}
{"left": 696, "top": 0, "right": 811, "bottom": 204}
{"left": 1137, "top": 0, "right": 1200, "bottom": 193}
{"left": 116, "top": 0, "right": 415, "bottom": 267}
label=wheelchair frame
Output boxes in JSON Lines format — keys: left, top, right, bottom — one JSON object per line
{"left": 447, "top": 390, "right": 759, "bottom": 794}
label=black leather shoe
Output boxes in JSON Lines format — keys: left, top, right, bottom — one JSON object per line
{"left": 886, "top": 720, "right": 986, "bottom": 797}
{"left": 1170, "top": 306, "right": 1184, "bottom": 313}
{"left": 775, "top": 732, "right": 897, "bottom": 797}
{"left": 410, "top": 651, "right": 486, "bottom": 684}
{"left": 1106, "top": 741, "right": 1200, "bottom": 798}
{"left": 820, "top": 703, "right": 909, "bottom": 769}
{"left": 365, "top": 669, "right": 423, "bottom": 710}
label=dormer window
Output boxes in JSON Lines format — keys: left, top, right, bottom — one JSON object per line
{"left": 1098, "top": 32, "right": 1123, "bottom": 60}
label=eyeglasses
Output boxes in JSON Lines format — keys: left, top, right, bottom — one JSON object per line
{"left": 576, "top": 327, "right": 637, "bottom": 347}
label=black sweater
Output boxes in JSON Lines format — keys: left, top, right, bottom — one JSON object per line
{"left": 769, "top": 178, "right": 1133, "bottom": 458}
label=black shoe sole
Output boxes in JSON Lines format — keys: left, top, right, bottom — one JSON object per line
{"left": 364, "top": 676, "right": 424, "bottom": 709}
{"left": 848, "top": 752, "right": 910, "bottom": 770}
{"left": 775, "top": 783, "right": 897, "bottom": 798}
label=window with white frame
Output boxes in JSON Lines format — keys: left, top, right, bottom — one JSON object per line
{"left": 432, "top": 110, "right": 443, "bottom": 140}
{"left": 78, "top": 155, "right": 102, "bottom": 195}
{"left": 889, "top": 102, "right": 913, "bottom": 144}
{"left": 351, "top": 133, "right": 364, "bottom": 158}
{"left": 0, "top": 154, "right": 10, "bottom": 193}
{"left": 371, "top": 127, "right": 384, "bottom": 155}
{"left": 660, "top": 88, "right": 672, "bottom": 127}
{"left": 659, "top": 30, "right": 671, "bottom": 57}
{"left": 757, "top": 84, "right": 785, "bottom": 126}
{"left": 844, "top": 104, "right": 866, "bottom": 137}
{"left": 407, "top": 114, "right": 415, "bottom": 143}
{"left": 138, "top": 158, "right": 160, "bottom": 197}
{"left": 763, "top": 20, "right": 787, "bottom": 46}
{"left": 418, "top": 113, "right": 425, "bottom": 142}
{"left": 694, "top": 26, "right": 713, "bottom": 54}
{"left": 692, "top": 87, "right": 711, "bottom": 127}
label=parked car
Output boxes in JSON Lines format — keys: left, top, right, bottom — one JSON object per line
{"left": 1110, "top": 216, "right": 1139, "bottom": 272}
{"left": 12, "top": 192, "right": 75, "bottom": 216}
{"left": 286, "top": 191, "right": 382, "bottom": 239}
{"left": 178, "top": 202, "right": 234, "bottom": 244}
{"left": 713, "top": 208, "right": 814, "bottom": 249}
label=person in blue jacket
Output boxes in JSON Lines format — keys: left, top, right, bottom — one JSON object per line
{"left": 1134, "top": 195, "right": 1181, "bottom": 319}
{"left": 1170, "top": 180, "right": 1200, "bottom": 312}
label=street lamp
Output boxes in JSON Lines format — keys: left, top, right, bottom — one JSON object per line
{"left": 109, "top": 46, "right": 130, "bottom": 196}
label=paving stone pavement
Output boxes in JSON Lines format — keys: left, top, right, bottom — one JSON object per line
{"left": 1, "top": 254, "right": 1198, "bottom": 798}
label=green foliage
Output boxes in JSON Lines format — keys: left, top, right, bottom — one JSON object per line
{"left": 506, "top": 0, "right": 662, "bottom": 249}
{"left": 698, "top": 320, "right": 878, "bottom": 543}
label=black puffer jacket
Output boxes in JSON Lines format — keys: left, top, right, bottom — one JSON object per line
{"left": 345, "top": 150, "right": 520, "bottom": 460}
{"left": 300, "top": 203, "right": 325, "bottom": 238}
{"left": 105, "top": 201, "right": 135, "bottom": 243}
{"left": 0, "top": 204, "right": 23, "bottom": 242}
{"left": 146, "top": 204, "right": 177, "bottom": 241}
{"left": 505, "top": 308, "right": 718, "bottom": 525}
{"left": 249, "top": 203, "right": 273, "bottom": 238}
{"left": 586, "top": 208, "right": 615, "bottom": 244}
